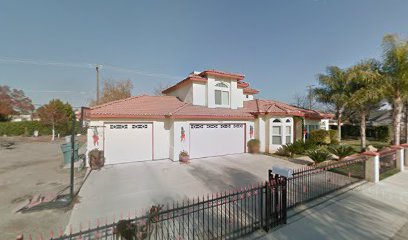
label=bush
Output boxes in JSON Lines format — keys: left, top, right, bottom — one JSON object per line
{"left": 306, "top": 149, "right": 332, "bottom": 163}
{"left": 276, "top": 139, "right": 318, "bottom": 158}
{"left": 0, "top": 120, "right": 81, "bottom": 136}
{"left": 328, "top": 145, "right": 355, "bottom": 160}
{"left": 329, "top": 129, "right": 339, "bottom": 144}
{"left": 275, "top": 145, "right": 291, "bottom": 157}
{"left": 310, "top": 129, "right": 331, "bottom": 145}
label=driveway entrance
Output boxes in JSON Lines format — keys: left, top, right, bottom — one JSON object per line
{"left": 67, "top": 154, "right": 301, "bottom": 230}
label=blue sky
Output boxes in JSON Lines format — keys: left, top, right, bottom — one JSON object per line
{"left": 0, "top": 0, "right": 407, "bottom": 108}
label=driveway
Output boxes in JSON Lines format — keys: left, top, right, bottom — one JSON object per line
{"left": 67, "top": 154, "right": 301, "bottom": 231}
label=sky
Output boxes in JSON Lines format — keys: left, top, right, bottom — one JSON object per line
{"left": 0, "top": 0, "right": 407, "bottom": 108}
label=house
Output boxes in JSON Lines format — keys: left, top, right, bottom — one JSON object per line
{"left": 84, "top": 70, "right": 333, "bottom": 165}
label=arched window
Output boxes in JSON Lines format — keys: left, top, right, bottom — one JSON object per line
{"left": 214, "top": 82, "right": 230, "bottom": 106}
{"left": 215, "top": 82, "right": 229, "bottom": 88}
{"left": 271, "top": 118, "right": 293, "bottom": 145}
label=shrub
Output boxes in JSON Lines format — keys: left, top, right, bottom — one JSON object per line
{"left": 275, "top": 145, "right": 291, "bottom": 157}
{"left": 310, "top": 129, "right": 331, "bottom": 145}
{"left": 284, "top": 140, "right": 305, "bottom": 157}
{"left": 304, "top": 139, "right": 318, "bottom": 151}
{"left": 306, "top": 149, "right": 332, "bottom": 163}
{"left": 328, "top": 145, "right": 355, "bottom": 160}
{"left": 328, "top": 129, "right": 339, "bottom": 144}
{"left": 0, "top": 120, "right": 82, "bottom": 136}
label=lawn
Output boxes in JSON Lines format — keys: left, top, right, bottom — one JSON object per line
{"left": 342, "top": 138, "right": 389, "bottom": 152}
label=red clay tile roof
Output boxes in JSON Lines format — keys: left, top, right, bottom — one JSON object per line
{"left": 253, "top": 99, "right": 305, "bottom": 116}
{"left": 199, "top": 70, "right": 245, "bottom": 80}
{"left": 243, "top": 88, "right": 260, "bottom": 94}
{"left": 162, "top": 74, "right": 207, "bottom": 94}
{"left": 89, "top": 95, "right": 186, "bottom": 119}
{"left": 170, "top": 103, "right": 254, "bottom": 119}
{"left": 88, "top": 95, "right": 332, "bottom": 120}
{"left": 300, "top": 108, "right": 335, "bottom": 119}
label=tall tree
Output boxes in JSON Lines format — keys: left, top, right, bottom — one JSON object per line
{"left": 0, "top": 85, "right": 34, "bottom": 121}
{"left": 314, "top": 66, "right": 351, "bottom": 143}
{"left": 90, "top": 79, "right": 133, "bottom": 106}
{"left": 37, "top": 99, "right": 73, "bottom": 140}
{"left": 348, "top": 60, "right": 383, "bottom": 150}
{"left": 381, "top": 34, "right": 408, "bottom": 145}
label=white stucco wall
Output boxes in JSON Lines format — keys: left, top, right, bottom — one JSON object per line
{"left": 243, "top": 94, "right": 254, "bottom": 101}
{"left": 192, "top": 82, "right": 207, "bottom": 106}
{"left": 167, "top": 84, "right": 193, "bottom": 103}
{"left": 304, "top": 119, "right": 329, "bottom": 130}
{"left": 169, "top": 119, "right": 255, "bottom": 161}
{"left": 255, "top": 117, "right": 267, "bottom": 152}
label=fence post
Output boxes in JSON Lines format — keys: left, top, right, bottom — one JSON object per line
{"left": 400, "top": 143, "right": 408, "bottom": 167}
{"left": 391, "top": 145, "right": 405, "bottom": 172}
{"left": 362, "top": 151, "right": 380, "bottom": 183}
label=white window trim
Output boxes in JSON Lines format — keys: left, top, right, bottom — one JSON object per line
{"left": 214, "top": 81, "right": 230, "bottom": 107}
{"left": 271, "top": 117, "right": 293, "bottom": 146}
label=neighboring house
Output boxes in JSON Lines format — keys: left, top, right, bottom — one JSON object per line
{"left": 84, "top": 70, "right": 333, "bottom": 165}
{"left": 10, "top": 114, "right": 39, "bottom": 122}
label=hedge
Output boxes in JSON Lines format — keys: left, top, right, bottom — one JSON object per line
{"left": 0, "top": 121, "right": 82, "bottom": 136}
{"left": 341, "top": 125, "right": 390, "bottom": 142}
{"left": 310, "top": 129, "right": 331, "bottom": 145}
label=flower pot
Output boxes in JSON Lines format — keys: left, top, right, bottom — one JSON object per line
{"left": 248, "top": 144, "right": 260, "bottom": 154}
{"left": 179, "top": 155, "right": 190, "bottom": 163}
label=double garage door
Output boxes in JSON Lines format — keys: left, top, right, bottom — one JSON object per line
{"left": 104, "top": 123, "right": 153, "bottom": 164}
{"left": 103, "top": 122, "right": 246, "bottom": 164}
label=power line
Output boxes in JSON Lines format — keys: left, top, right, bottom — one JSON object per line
{"left": 0, "top": 56, "right": 182, "bottom": 80}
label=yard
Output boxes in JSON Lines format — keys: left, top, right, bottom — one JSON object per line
{"left": 0, "top": 136, "right": 86, "bottom": 239}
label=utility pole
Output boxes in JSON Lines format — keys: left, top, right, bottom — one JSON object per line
{"left": 70, "top": 113, "right": 75, "bottom": 199}
{"left": 96, "top": 64, "right": 100, "bottom": 105}
{"left": 307, "top": 85, "right": 315, "bottom": 110}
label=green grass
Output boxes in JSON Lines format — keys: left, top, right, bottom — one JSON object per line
{"left": 380, "top": 168, "right": 400, "bottom": 180}
{"left": 341, "top": 139, "right": 389, "bottom": 152}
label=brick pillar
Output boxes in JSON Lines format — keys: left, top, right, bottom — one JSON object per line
{"left": 362, "top": 151, "right": 380, "bottom": 183}
{"left": 400, "top": 143, "right": 408, "bottom": 167}
{"left": 391, "top": 145, "right": 405, "bottom": 172}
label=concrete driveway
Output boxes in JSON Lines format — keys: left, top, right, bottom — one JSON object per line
{"left": 67, "top": 154, "right": 301, "bottom": 231}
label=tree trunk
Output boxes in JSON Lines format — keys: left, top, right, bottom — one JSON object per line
{"left": 392, "top": 97, "right": 403, "bottom": 145}
{"left": 337, "top": 110, "right": 342, "bottom": 143}
{"left": 360, "top": 112, "right": 366, "bottom": 151}
{"left": 405, "top": 102, "right": 408, "bottom": 143}
{"left": 51, "top": 122, "right": 55, "bottom": 141}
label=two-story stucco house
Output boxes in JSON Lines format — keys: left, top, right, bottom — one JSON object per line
{"left": 84, "top": 70, "right": 332, "bottom": 165}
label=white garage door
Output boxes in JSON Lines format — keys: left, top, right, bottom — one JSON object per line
{"left": 104, "top": 123, "right": 153, "bottom": 164}
{"left": 189, "top": 123, "right": 246, "bottom": 159}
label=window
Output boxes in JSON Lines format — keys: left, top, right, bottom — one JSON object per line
{"left": 214, "top": 81, "right": 230, "bottom": 106}
{"left": 272, "top": 126, "right": 282, "bottom": 145}
{"left": 215, "top": 90, "right": 229, "bottom": 105}
{"left": 285, "top": 126, "right": 292, "bottom": 143}
{"left": 271, "top": 118, "right": 293, "bottom": 145}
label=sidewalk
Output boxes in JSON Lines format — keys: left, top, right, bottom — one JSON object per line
{"left": 250, "top": 169, "right": 408, "bottom": 240}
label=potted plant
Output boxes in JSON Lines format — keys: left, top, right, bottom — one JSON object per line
{"left": 247, "top": 139, "right": 260, "bottom": 154}
{"left": 88, "top": 148, "right": 104, "bottom": 169}
{"left": 179, "top": 150, "right": 190, "bottom": 163}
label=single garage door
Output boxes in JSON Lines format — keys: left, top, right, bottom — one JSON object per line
{"left": 189, "top": 123, "right": 245, "bottom": 159}
{"left": 104, "top": 123, "right": 153, "bottom": 164}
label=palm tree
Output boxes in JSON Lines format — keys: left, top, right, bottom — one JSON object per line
{"left": 348, "top": 60, "right": 383, "bottom": 150}
{"left": 314, "top": 66, "right": 351, "bottom": 143}
{"left": 381, "top": 34, "right": 408, "bottom": 145}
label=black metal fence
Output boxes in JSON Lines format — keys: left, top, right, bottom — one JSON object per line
{"left": 379, "top": 149, "right": 398, "bottom": 180}
{"left": 41, "top": 178, "right": 287, "bottom": 240}
{"left": 284, "top": 156, "right": 367, "bottom": 208}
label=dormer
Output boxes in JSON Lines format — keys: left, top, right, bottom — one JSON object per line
{"left": 162, "top": 70, "right": 259, "bottom": 109}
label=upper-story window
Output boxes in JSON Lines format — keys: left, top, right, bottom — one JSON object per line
{"left": 214, "top": 82, "right": 230, "bottom": 106}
